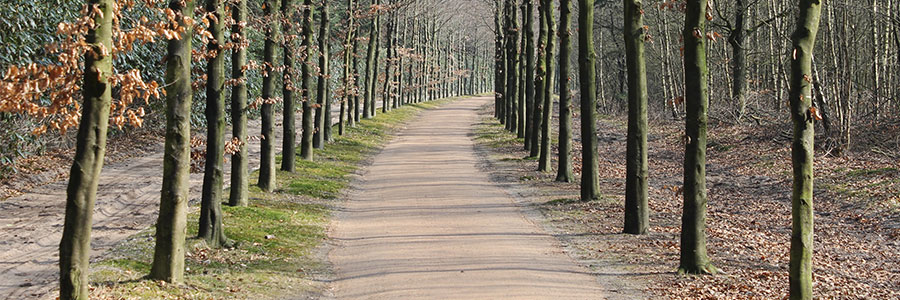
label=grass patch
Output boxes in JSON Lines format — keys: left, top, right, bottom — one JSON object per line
{"left": 846, "top": 167, "right": 899, "bottom": 177}
{"left": 87, "top": 98, "right": 456, "bottom": 299}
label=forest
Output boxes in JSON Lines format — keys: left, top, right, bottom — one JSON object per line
{"left": 0, "top": 0, "right": 897, "bottom": 299}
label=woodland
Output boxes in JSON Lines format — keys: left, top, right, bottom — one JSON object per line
{"left": 0, "top": 0, "right": 897, "bottom": 299}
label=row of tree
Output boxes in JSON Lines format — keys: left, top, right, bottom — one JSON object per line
{"left": 491, "top": 0, "right": 822, "bottom": 299}
{"left": 2, "top": 0, "right": 492, "bottom": 299}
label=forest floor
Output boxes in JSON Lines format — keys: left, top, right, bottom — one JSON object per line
{"left": 474, "top": 100, "right": 900, "bottom": 299}
{"left": 328, "top": 96, "right": 620, "bottom": 299}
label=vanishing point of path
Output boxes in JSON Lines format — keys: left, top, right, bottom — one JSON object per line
{"left": 329, "top": 96, "right": 605, "bottom": 299}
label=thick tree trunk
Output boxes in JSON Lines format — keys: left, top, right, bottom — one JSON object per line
{"left": 199, "top": 0, "right": 229, "bottom": 248}
{"left": 258, "top": 0, "right": 281, "bottom": 192}
{"left": 555, "top": 0, "right": 573, "bottom": 183}
{"left": 281, "top": 0, "right": 297, "bottom": 172}
{"left": 151, "top": 0, "right": 195, "bottom": 283}
{"left": 59, "top": 1, "right": 113, "bottom": 298}
{"left": 789, "top": 0, "right": 822, "bottom": 298}
{"left": 578, "top": 0, "right": 600, "bottom": 201}
{"left": 679, "top": 0, "right": 716, "bottom": 275}
{"left": 314, "top": 0, "right": 331, "bottom": 148}
{"left": 300, "top": 0, "right": 316, "bottom": 160}
{"left": 623, "top": 0, "right": 649, "bottom": 235}
{"left": 537, "top": 0, "right": 555, "bottom": 172}
{"left": 229, "top": 0, "right": 249, "bottom": 206}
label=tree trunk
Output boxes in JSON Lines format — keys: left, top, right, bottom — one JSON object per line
{"left": 531, "top": 0, "right": 547, "bottom": 157}
{"left": 524, "top": 0, "right": 535, "bottom": 150}
{"left": 300, "top": 0, "right": 316, "bottom": 160}
{"left": 505, "top": 0, "right": 520, "bottom": 133}
{"left": 228, "top": 0, "right": 249, "bottom": 206}
{"left": 281, "top": 0, "right": 297, "bottom": 172}
{"left": 315, "top": 0, "right": 331, "bottom": 148}
{"left": 495, "top": 0, "right": 506, "bottom": 120}
{"left": 578, "top": 0, "right": 600, "bottom": 202}
{"left": 623, "top": 0, "right": 649, "bottom": 234}
{"left": 341, "top": 0, "right": 355, "bottom": 135}
{"left": 353, "top": 21, "right": 362, "bottom": 124}
{"left": 538, "top": 0, "right": 555, "bottom": 172}
{"left": 789, "top": 0, "right": 822, "bottom": 298}
{"left": 58, "top": 0, "right": 113, "bottom": 298}
{"left": 730, "top": 0, "right": 748, "bottom": 120}
{"left": 679, "top": 0, "right": 716, "bottom": 275}
{"left": 151, "top": 0, "right": 195, "bottom": 283}
{"left": 555, "top": 0, "right": 573, "bottom": 183}
{"left": 199, "top": 0, "right": 229, "bottom": 248}
{"left": 258, "top": 0, "right": 281, "bottom": 192}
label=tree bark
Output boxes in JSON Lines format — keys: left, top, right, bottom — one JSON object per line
{"left": 229, "top": 0, "right": 249, "bottom": 206}
{"left": 258, "top": 0, "right": 281, "bottom": 192}
{"left": 537, "top": 0, "right": 555, "bottom": 172}
{"left": 578, "top": 0, "right": 600, "bottom": 201}
{"left": 281, "top": 0, "right": 297, "bottom": 172}
{"left": 524, "top": 0, "right": 535, "bottom": 150}
{"left": 531, "top": 0, "right": 547, "bottom": 157}
{"left": 314, "top": 0, "right": 332, "bottom": 148}
{"left": 151, "top": 0, "right": 195, "bottom": 283}
{"left": 789, "top": 0, "right": 822, "bottom": 298}
{"left": 199, "top": 0, "right": 229, "bottom": 248}
{"left": 505, "top": 0, "right": 520, "bottom": 133}
{"left": 679, "top": 0, "right": 716, "bottom": 275}
{"left": 300, "top": 0, "right": 316, "bottom": 160}
{"left": 623, "top": 0, "right": 649, "bottom": 234}
{"left": 555, "top": 0, "right": 573, "bottom": 183}
{"left": 59, "top": 0, "right": 113, "bottom": 298}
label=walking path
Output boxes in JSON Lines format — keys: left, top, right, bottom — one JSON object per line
{"left": 329, "top": 96, "right": 605, "bottom": 299}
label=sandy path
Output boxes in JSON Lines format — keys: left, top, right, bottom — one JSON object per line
{"left": 329, "top": 96, "right": 605, "bottom": 299}
{"left": 0, "top": 105, "right": 360, "bottom": 299}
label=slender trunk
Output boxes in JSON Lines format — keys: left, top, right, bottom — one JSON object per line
{"left": 151, "top": 0, "right": 195, "bottom": 283}
{"left": 258, "top": 0, "right": 281, "bottom": 192}
{"left": 524, "top": 0, "right": 535, "bottom": 150}
{"left": 531, "top": 0, "right": 547, "bottom": 157}
{"left": 537, "top": 0, "right": 555, "bottom": 172}
{"left": 789, "top": 0, "right": 822, "bottom": 298}
{"left": 281, "top": 0, "right": 297, "bottom": 172}
{"left": 505, "top": 0, "right": 520, "bottom": 132}
{"left": 555, "top": 0, "right": 573, "bottom": 182}
{"left": 315, "top": 0, "right": 332, "bottom": 148}
{"left": 341, "top": 0, "right": 355, "bottom": 135}
{"left": 578, "top": 0, "right": 600, "bottom": 201}
{"left": 731, "top": 0, "right": 748, "bottom": 120}
{"left": 679, "top": 0, "right": 716, "bottom": 275}
{"left": 199, "top": 0, "right": 229, "bottom": 248}
{"left": 623, "top": 0, "right": 649, "bottom": 234}
{"left": 353, "top": 24, "right": 362, "bottom": 123}
{"left": 300, "top": 0, "right": 316, "bottom": 160}
{"left": 228, "top": 0, "right": 249, "bottom": 206}
{"left": 495, "top": 0, "right": 505, "bottom": 120}
{"left": 59, "top": 0, "right": 113, "bottom": 298}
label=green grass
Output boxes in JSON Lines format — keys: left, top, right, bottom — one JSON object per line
{"left": 846, "top": 167, "right": 898, "bottom": 177}
{"left": 88, "top": 98, "right": 455, "bottom": 300}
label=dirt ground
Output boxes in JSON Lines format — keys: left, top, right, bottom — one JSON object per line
{"left": 328, "top": 96, "right": 626, "bottom": 299}
{"left": 473, "top": 100, "right": 900, "bottom": 299}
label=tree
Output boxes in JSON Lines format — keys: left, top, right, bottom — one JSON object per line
{"left": 199, "top": 0, "right": 229, "bottom": 248}
{"left": 281, "top": 0, "right": 297, "bottom": 172}
{"left": 494, "top": 0, "right": 506, "bottom": 121}
{"left": 504, "top": 0, "right": 519, "bottom": 133}
{"left": 555, "top": 0, "right": 573, "bottom": 183}
{"left": 523, "top": 0, "right": 536, "bottom": 151}
{"left": 363, "top": 0, "right": 381, "bottom": 119}
{"left": 537, "top": 0, "right": 555, "bottom": 172}
{"left": 58, "top": 0, "right": 113, "bottom": 298}
{"left": 577, "top": 0, "right": 599, "bottom": 202}
{"left": 300, "top": 0, "right": 316, "bottom": 160}
{"left": 679, "top": 0, "right": 716, "bottom": 275}
{"left": 229, "top": 0, "right": 250, "bottom": 206}
{"left": 623, "top": 0, "right": 649, "bottom": 234}
{"left": 340, "top": 0, "right": 357, "bottom": 135}
{"left": 151, "top": 0, "right": 195, "bottom": 283}
{"left": 530, "top": 0, "right": 547, "bottom": 158}
{"left": 258, "top": 0, "right": 281, "bottom": 192}
{"left": 314, "top": 0, "right": 332, "bottom": 148}
{"left": 788, "top": 0, "right": 823, "bottom": 298}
